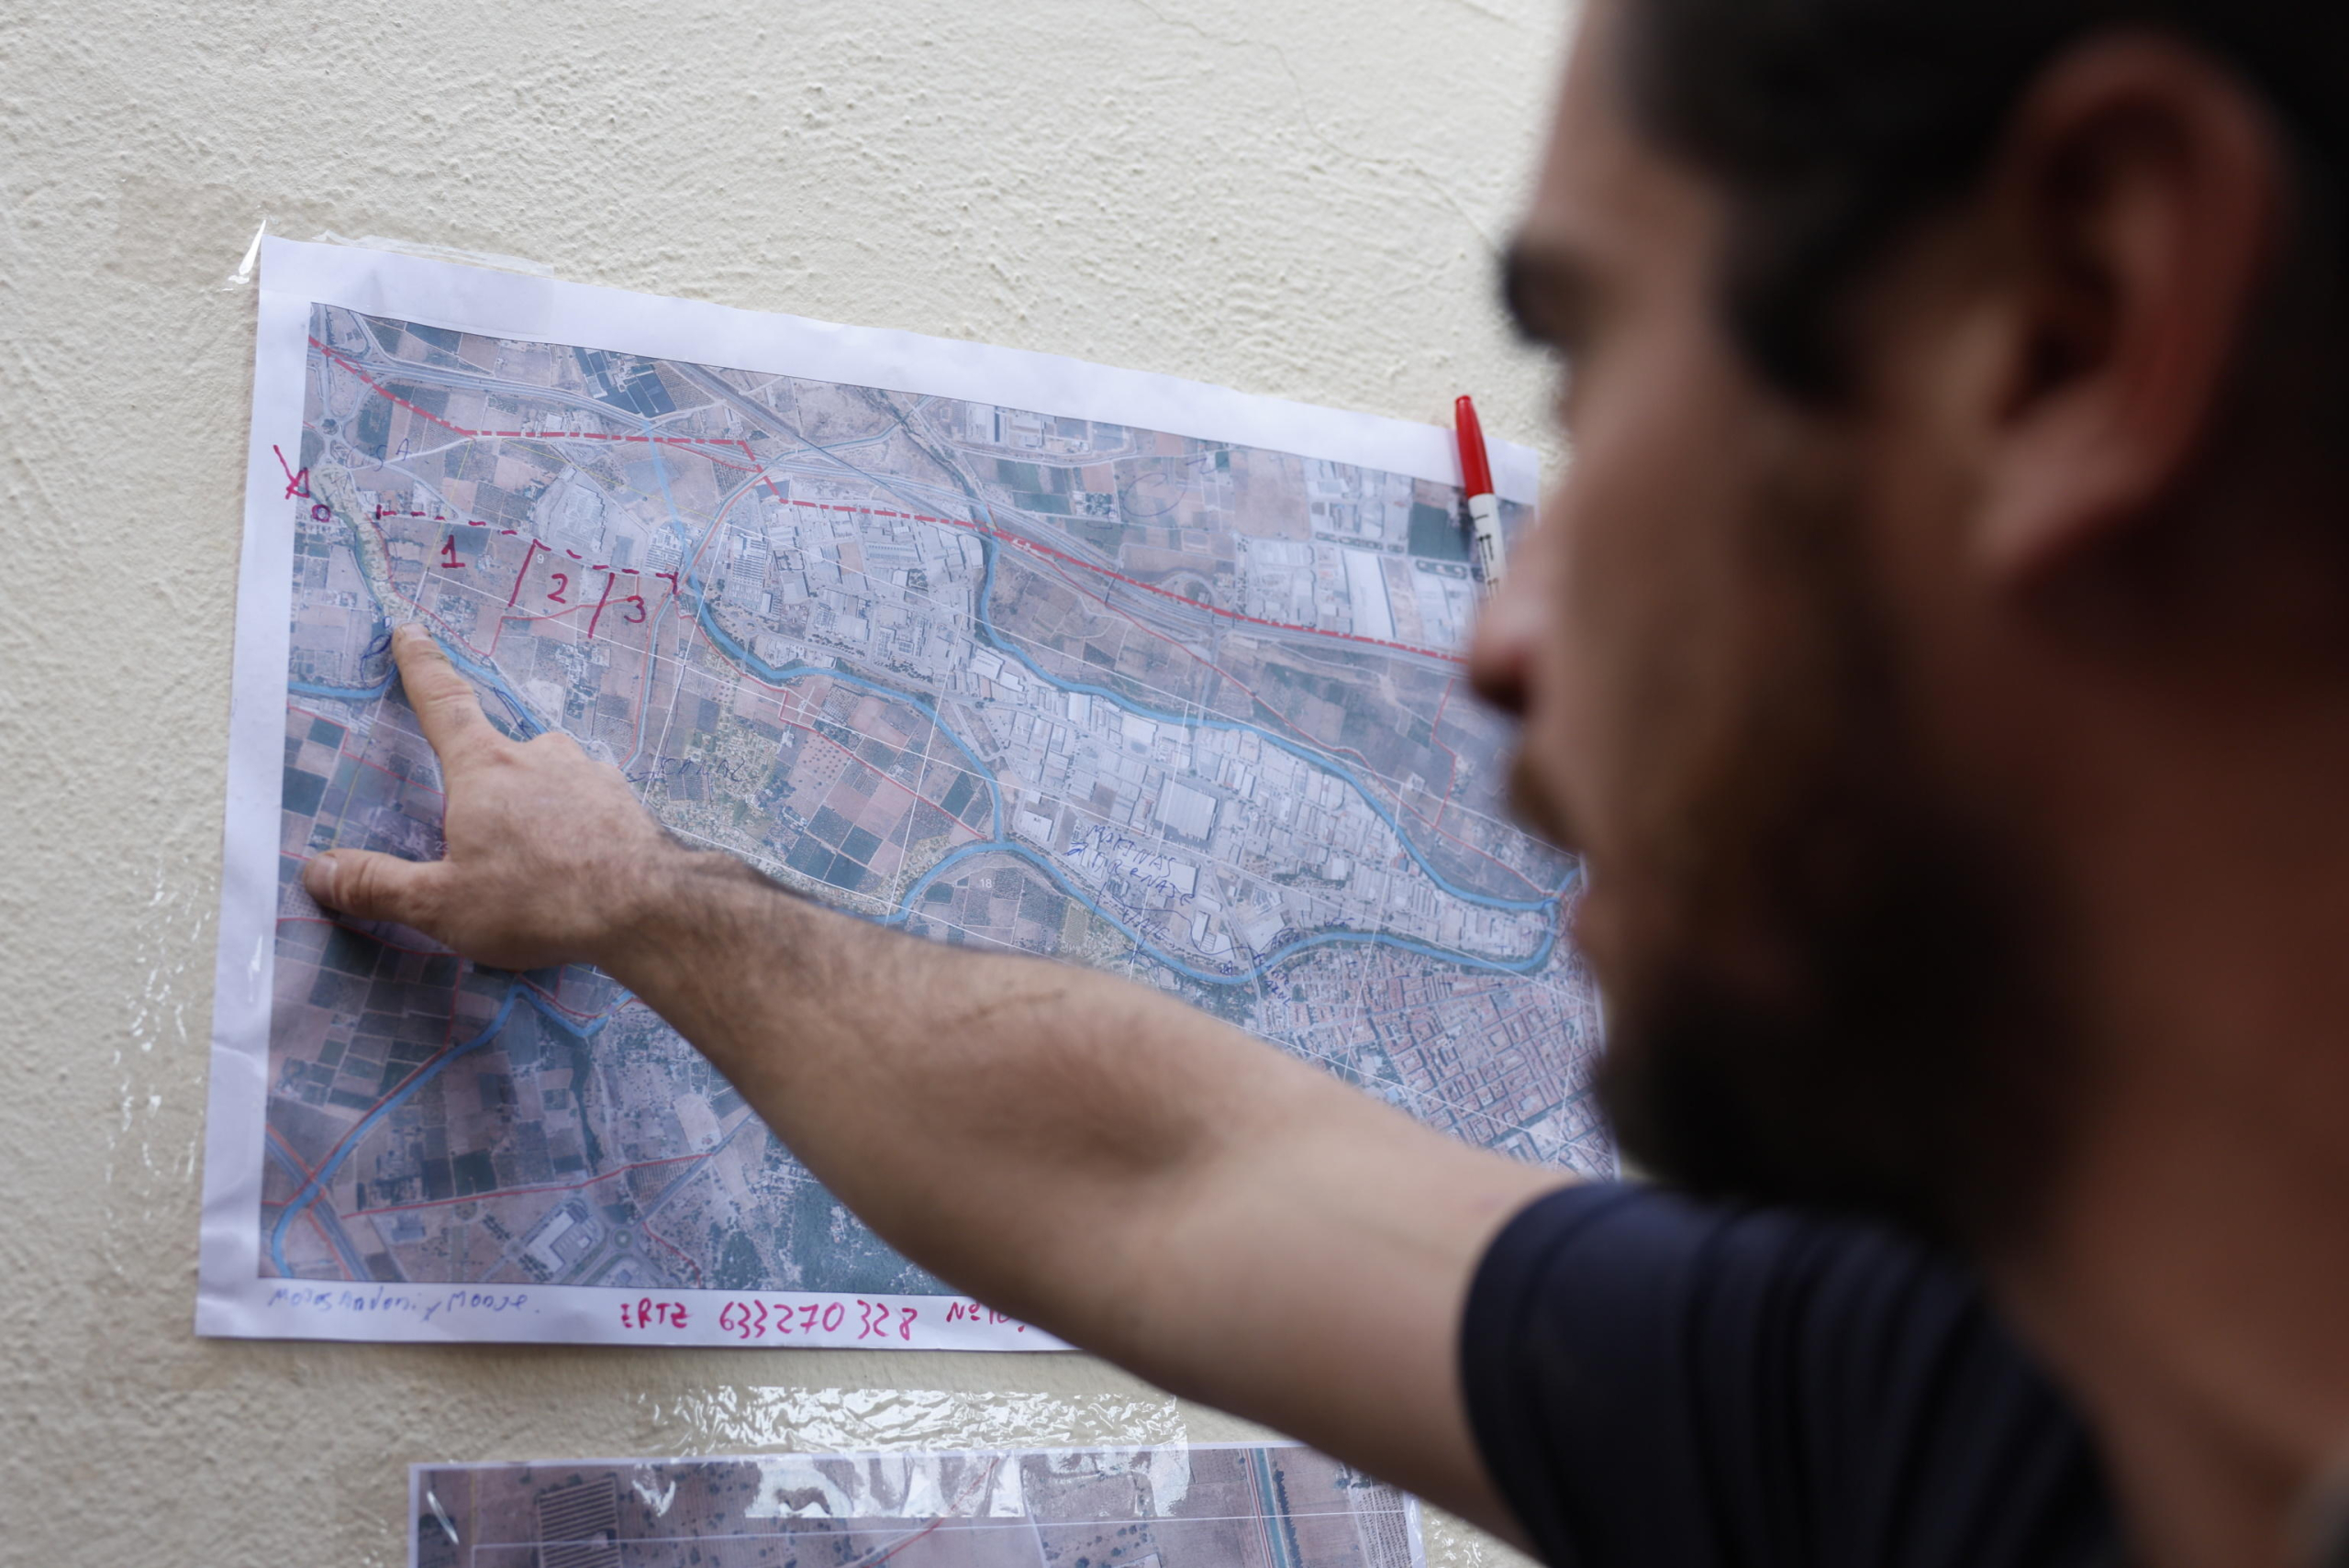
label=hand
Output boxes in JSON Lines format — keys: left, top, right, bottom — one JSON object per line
{"left": 302, "top": 622, "right": 694, "bottom": 970}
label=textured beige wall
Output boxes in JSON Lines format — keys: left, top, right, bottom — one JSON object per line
{"left": 0, "top": 1, "right": 1568, "bottom": 1562}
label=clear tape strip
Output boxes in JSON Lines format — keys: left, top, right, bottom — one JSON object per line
{"left": 639, "top": 1385, "right": 1196, "bottom": 1455}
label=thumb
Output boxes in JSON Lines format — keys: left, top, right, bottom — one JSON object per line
{"left": 305, "top": 850, "right": 448, "bottom": 931}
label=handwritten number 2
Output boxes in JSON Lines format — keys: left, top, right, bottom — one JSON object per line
{"left": 547, "top": 573, "right": 570, "bottom": 606}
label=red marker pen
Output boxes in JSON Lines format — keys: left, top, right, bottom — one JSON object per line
{"left": 1453, "top": 395, "right": 1507, "bottom": 595}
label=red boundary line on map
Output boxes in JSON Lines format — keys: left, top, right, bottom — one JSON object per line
{"left": 315, "top": 337, "right": 1468, "bottom": 666}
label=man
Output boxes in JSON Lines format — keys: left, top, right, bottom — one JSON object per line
{"left": 299, "top": 0, "right": 2349, "bottom": 1562}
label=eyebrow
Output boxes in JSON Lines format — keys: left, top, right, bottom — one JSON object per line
{"left": 1500, "top": 234, "right": 1598, "bottom": 350}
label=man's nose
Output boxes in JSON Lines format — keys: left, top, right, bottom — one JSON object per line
{"left": 1467, "top": 517, "right": 1550, "bottom": 717}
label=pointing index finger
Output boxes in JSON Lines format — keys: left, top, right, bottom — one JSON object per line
{"left": 391, "top": 623, "right": 505, "bottom": 767}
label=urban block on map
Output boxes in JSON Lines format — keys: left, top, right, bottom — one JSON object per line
{"left": 236, "top": 250, "right": 1604, "bottom": 1329}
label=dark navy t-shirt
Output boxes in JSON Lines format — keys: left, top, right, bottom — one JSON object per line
{"left": 1462, "top": 1184, "right": 2117, "bottom": 1568}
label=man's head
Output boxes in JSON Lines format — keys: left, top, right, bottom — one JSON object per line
{"left": 1475, "top": 0, "right": 2349, "bottom": 1248}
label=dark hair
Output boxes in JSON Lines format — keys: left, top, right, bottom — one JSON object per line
{"left": 1618, "top": 0, "right": 2349, "bottom": 401}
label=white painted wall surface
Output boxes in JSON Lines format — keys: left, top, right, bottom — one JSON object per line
{"left": 0, "top": 2, "right": 1567, "bottom": 1561}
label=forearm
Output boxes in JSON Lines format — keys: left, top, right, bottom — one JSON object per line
{"left": 601, "top": 850, "right": 1314, "bottom": 1335}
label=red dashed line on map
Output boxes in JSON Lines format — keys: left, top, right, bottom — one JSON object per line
{"left": 380, "top": 507, "right": 649, "bottom": 576}
{"left": 323, "top": 337, "right": 1467, "bottom": 666}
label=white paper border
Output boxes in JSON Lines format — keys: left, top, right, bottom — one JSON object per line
{"left": 198, "top": 238, "right": 1538, "bottom": 1349}
{"left": 196, "top": 276, "right": 307, "bottom": 1338}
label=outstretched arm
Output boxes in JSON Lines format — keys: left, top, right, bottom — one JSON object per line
{"left": 306, "top": 624, "right": 1564, "bottom": 1538}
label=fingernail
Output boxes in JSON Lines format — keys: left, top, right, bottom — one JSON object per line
{"left": 306, "top": 853, "right": 340, "bottom": 905}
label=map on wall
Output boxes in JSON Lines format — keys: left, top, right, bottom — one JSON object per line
{"left": 198, "top": 239, "right": 1604, "bottom": 1348}
{"left": 411, "top": 1442, "right": 1422, "bottom": 1568}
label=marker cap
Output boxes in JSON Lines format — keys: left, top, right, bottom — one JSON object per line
{"left": 1453, "top": 395, "right": 1495, "bottom": 499}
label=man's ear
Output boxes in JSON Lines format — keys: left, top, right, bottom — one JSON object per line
{"left": 1967, "top": 33, "right": 2286, "bottom": 581}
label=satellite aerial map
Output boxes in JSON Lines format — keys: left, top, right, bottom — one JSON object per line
{"left": 412, "top": 1442, "right": 1422, "bottom": 1568}
{"left": 257, "top": 300, "right": 1607, "bottom": 1301}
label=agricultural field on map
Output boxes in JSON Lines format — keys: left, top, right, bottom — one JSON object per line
{"left": 261, "top": 304, "right": 1605, "bottom": 1293}
{"left": 413, "top": 1443, "right": 1419, "bottom": 1568}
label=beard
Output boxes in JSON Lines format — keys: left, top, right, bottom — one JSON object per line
{"left": 1541, "top": 451, "right": 2079, "bottom": 1250}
